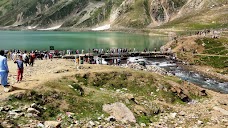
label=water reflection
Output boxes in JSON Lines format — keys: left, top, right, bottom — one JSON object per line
{"left": 0, "top": 31, "right": 168, "bottom": 51}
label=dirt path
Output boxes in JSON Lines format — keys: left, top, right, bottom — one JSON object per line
{"left": 194, "top": 54, "right": 228, "bottom": 57}
{"left": 0, "top": 59, "right": 124, "bottom": 100}
{"left": 0, "top": 59, "right": 77, "bottom": 100}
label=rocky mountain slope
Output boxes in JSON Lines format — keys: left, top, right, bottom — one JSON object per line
{"left": 0, "top": 0, "right": 227, "bottom": 30}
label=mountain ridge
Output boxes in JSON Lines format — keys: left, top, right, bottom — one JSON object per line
{"left": 0, "top": 0, "right": 227, "bottom": 30}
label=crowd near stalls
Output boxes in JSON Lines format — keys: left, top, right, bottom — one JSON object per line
{"left": 4, "top": 50, "right": 59, "bottom": 65}
{"left": 3, "top": 47, "right": 166, "bottom": 66}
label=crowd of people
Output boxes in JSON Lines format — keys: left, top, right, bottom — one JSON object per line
{"left": 0, "top": 49, "right": 56, "bottom": 92}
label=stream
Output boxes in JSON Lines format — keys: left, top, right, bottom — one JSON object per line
{"left": 147, "top": 58, "right": 228, "bottom": 94}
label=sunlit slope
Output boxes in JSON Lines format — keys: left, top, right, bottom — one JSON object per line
{"left": 0, "top": 0, "right": 227, "bottom": 30}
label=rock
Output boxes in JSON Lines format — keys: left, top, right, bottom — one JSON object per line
{"left": 179, "top": 111, "right": 185, "bottom": 116}
{"left": 1, "top": 120, "right": 15, "bottom": 128}
{"left": 44, "top": 121, "right": 61, "bottom": 128}
{"left": 170, "top": 113, "right": 177, "bottom": 119}
{"left": 98, "top": 125, "right": 104, "bottom": 128}
{"left": 8, "top": 111, "right": 21, "bottom": 119}
{"left": 88, "top": 121, "right": 95, "bottom": 126}
{"left": 124, "top": 93, "right": 134, "bottom": 100}
{"left": 25, "top": 113, "right": 34, "bottom": 118}
{"left": 31, "top": 103, "right": 38, "bottom": 108}
{"left": 103, "top": 102, "right": 136, "bottom": 123}
{"left": 0, "top": 107, "right": 3, "bottom": 111}
{"left": 68, "top": 85, "right": 74, "bottom": 89}
{"left": 140, "top": 123, "right": 146, "bottom": 127}
{"left": 3, "top": 86, "right": 14, "bottom": 92}
{"left": 37, "top": 123, "right": 45, "bottom": 128}
{"left": 199, "top": 90, "right": 207, "bottom": 96}
{"left": 97, "top": 114, "right": 104, "bottom": 120}
{"left": 27, "top": 108, "right": 40, "bottom": 114}
{"left": 197, "top": 120, "right": 203, "bottom": 125}
{"left": 2, "top": 105, "right": 14, "bottom": 112}
{"left": 106, "top": 116, "right": 116, "bottom": 122}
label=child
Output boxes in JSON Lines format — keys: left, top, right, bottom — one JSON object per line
{"left": 14, "top": 55, "right": 24, "bottom": 82}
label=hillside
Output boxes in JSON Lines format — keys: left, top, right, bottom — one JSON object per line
{"left": 0, "top": 0, "right": 227, "bottom": 30}
{"left": 0, "top": 59, "right": 228, "bottom": 127}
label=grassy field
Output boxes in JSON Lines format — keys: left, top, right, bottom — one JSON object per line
{"left": 0, "top": 69, "right": 204, "bottom": 127}
{"left": 194, "top": 38, "right": 228, "bottom": 69}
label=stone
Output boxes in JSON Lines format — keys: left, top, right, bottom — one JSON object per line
{"left": 103, "top": 102, "right": 136, "bottom": 123}
{"left": 27, "top": 108, "right": 40, "bottom": 114}
{"left": 8, "top": 111, "right": 21, "bottom": 119}
{"left": 37, "top": 123, "right": 45, "bottom": 128}
{"left": 199, "top": 90, "right": 207, "bottom": 96}
{"left": 179, "top": 111, "right": 185, "bottom": 116}
{"left": 3, "top": 105, "right": 13, "bottom": 112}
{"left": 25, "top": 113, "right": 34, "bottom": 118}
{"left": 88, "top": 121, "right": 95, "bottom": 126}
{"left": 68, "top": 85, "right": 74, "bottom": 89}
{"left": 197, "top": 120, "right": 203, "bottom": 125}
{"left": 124, "top": 93, "right": 134, "bottom": 100}
{"left": 31, "top": 103, "right": 38, "bottom": 108}
{"left": 170, "top": 113, "right": 177, "bottom": 119}
{"left": 140, "top": 123, "right": 146, "bottom": 127}
{"left": 44, "top": 121, "right": 61, "bottom": 128}
{"left": 98, "top": 125, "right": 104, "bottom": 128}
{"left": 106, "top": 116, "right": 116, "bottom": 122}
{"left": 3, "top": 86, "right": 14, "bottom": 93}
{"left": 0, "top": 107, "right": 3, "bottom": 111}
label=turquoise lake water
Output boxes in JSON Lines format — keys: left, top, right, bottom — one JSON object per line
{"left": 0, "top": 31, "right": 168, "bottom": 51}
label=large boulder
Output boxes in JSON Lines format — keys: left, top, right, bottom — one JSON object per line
{"left": 44, "top": 121, "right": 61, "bottom": 128}
{"left": 103, "top": 102, "right": 136, "bottom": 123}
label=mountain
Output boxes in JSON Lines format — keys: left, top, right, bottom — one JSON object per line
{"left": 0, "top": 0, "right": 227, "bottom": 30}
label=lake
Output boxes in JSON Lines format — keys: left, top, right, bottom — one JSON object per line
{"left": 0, "top": 31, "right": 168, "bottom": 51}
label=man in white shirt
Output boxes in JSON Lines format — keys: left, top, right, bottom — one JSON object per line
{"left": 0, "top": 50, "right": 9, "bottom": 87}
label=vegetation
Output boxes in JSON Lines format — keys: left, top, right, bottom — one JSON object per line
{"left": 194, "top": 38, "right": 228, "bottom": 68}
{"left": 0, "top": 70, "right": 203, "bottom": 126}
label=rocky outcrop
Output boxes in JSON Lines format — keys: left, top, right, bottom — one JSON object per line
{"left": 103, "top": 102, "right": 136, "bottom": 123}
{"left": 44, "top": 121, "right": 61, "bottom": 128}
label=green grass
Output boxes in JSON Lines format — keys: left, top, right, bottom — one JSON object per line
{"left": 199, "top": 56, "right": 228, "bottom": 68}
{"left": 75, "top": 71, "right": 192, "bottom": 103}
{"left": 194, "top": 38, "right": 228, "bottom": 68}
{"left": 0, "top": 70, "right": 204, "bottom": 127}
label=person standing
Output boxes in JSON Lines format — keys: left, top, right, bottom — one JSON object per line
{"left": 14, "top": 55, "right": 24, "bottom": 82}
{"left": 22, "top": 51, "right": 29, "bottom": 66}
{"left": 0, "top": 50, "right": 9, "bottom": 88}
{"left": 49, "top": 53, "right": 53, "bottom": 61}
{"left": 30, "top": 52, "right": 35, "bottom": 66}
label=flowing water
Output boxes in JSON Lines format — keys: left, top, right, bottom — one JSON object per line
{"left": 0, "top": 31, "right": 168, "bottom": 51}
{"left": 147, "top": 58, "right": 228, "bottom": 94}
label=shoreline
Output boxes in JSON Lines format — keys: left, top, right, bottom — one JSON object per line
{"left": 0, "top": 26, "right": 168, "bottom": 36}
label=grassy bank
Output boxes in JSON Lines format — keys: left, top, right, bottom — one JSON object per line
{"left": 0, "top": 69, "right": 206, "bottom": 127}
